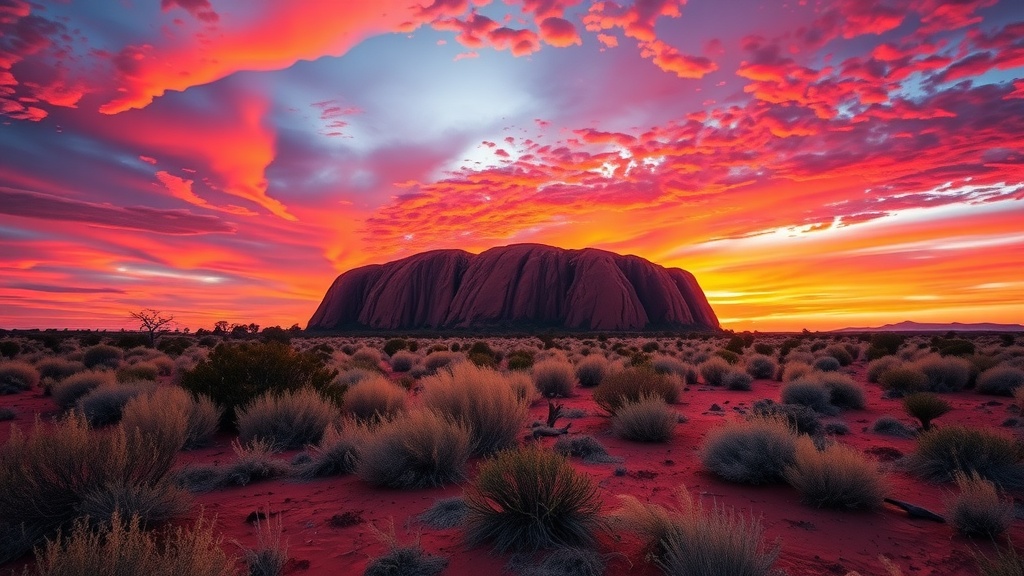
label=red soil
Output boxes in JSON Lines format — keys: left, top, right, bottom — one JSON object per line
{"left": 2, "top": 359, "right": 1021, "bottom": 576}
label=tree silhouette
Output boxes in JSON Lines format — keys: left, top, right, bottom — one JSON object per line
{"left": 129, "top": 309, "right": 175, "bottom": 347}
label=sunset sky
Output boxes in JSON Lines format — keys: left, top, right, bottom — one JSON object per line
{"left": 1, "top": 0, "right": 1022, "bottom": 332}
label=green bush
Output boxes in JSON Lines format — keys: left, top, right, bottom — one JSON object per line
{"left": 913, "top": 355, "right": 972, "bottom": 392}
{"left": 785, "top": 438, "right": 885, "bottom": 510}
{"left": 506, "top": 349, "right": 535, "bottom": 371}
{"left": 35, "top": 358, "right": 85, "bottom": 381}
{"left": 593, "top": 367, "right": 678, "bottom": 414}
{"left": 77, "top": 383, "right": 156, "bottom": 427}
{"left": 51, "top": 371, "right": 116, "bottom": 409}
{"left": 866, "top": 356, "right": 901, "bottom": 383}
{"left": 700, "top": 416, "right": 798, "bottom": 485}
{"left": 179, "top": 341, "right": 337, "bottom": 427}
{"left": 907, "top": 426, "right": 1024, "bottom": 489}
{"left": 612, "top": 394, "right": 677, "bottom": 442}
{"left": 823, "top": 345, "right": 853, "bottom": 366}
{"left": 465, "top": 446, "right": 601, "bottom": 553}
{"left": 383, "top": 338, "right": 410, "bottom": 357}
{"left": 780, "top": 379, "right": 834, "bottom": 414}
{"left": 357, "top": 410, "right": 471, "bottom": 488}
{"left": 902, "top": 392, "right": 951, "bottom": 431}
{"left": 116, "top": 363, "right": 159, "bottom": 382}
{"left": 871, "top": 333, "right": 905, "bottom": 356}
{"left": 817, "top": 373, "right": 865, "bottom": 410}
{"left": 936, "top": 338, "right": 976, "bottom": 357}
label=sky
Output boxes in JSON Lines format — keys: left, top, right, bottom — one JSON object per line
{"left": 1, "top": 0, "right": 1022, "bottom": 333}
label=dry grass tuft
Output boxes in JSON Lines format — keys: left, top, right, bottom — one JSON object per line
{"left": 343, "top": 375, "right": 407, "bottom": 422}
{"left": 785, "top": 437, "right": 885, "bottom": 510}
{"left": 121, "top": 387, "right": 221, "bottom": 450}
{"left": 532, "top": 358, "right": 578, "bottom": 398}
{"left": 906, "top": 425, "right": 1024, "bottom": 489}
{"left": 357, "top": 410, "right": 471, "bottom": 488}
{"left": 946, "top": 472, "right": 1014, "bottom": 538}
{"left": 700, "top": 416, "right": 798, "bottom": 485}
{"left": 611, "top": 394, "right": 677, "bottom": 442}
{"left": 236, "top": 388, "right": 338, "bottom": 450}
{"left": 593, "top": 367, "right": 678, "bottom": 414}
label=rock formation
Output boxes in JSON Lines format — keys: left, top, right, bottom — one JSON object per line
{"left": 307, "top": 244, "right": 719, "bottom": 331}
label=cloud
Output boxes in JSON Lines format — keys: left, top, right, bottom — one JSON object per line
{"left": 538, "top": 17, "right": 582, "bottom": 47}
{"left": 160, "top": 0, "right": 219, "bottom": 23}
{"left": 0, "top": 186, "right": 236, "bottom": 235}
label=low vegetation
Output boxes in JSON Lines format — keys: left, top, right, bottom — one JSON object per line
{"left": 906, "top": 425, "right": 1024, "bottom": 489}
{"left": 785, "top": 438, "right": 885, "bottom": 510}
{"left": 593, "top": 367, "right": 678, "bottom": 414}
{"left": 236, "top": 388, "right": 337, "bottom": 450}
{"left": 357, "top": 410, "right": 471, "bottom": 488}
{"left": 612, "top": 394, "right": 677, "bottom": 442}
{"left": 946, "top": 472, "right": 1014, "bottom": 538}
{"left": 700, "top": 416, "right": 798, "bottom": 484}
{"left": 465, "top": 446, "right": 601, "bottom": 553}
{"left": 342, "top": 375, "right": 407, "bottom": 422}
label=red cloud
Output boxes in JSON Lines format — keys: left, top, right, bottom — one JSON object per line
{"left": 160, "top": 0, "right": 218, "bottom": 23}
{"left": 538, "top": 17, "right": 581, "bottom": 47}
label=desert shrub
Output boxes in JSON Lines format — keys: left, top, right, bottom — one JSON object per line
{"left": 0, "top": 360, "right": 39, "bottom": 394}
{"left": 823, "top": 345, "right": 853, "bottom": 366}
{"left": 335, "top": 367, "right": 375, "bottom": 388}
{"left": 418, "top": 496, "right": 469, "bottom": 529}
{"left": 383, "top": 338, "right": 410, "bottom": 357}
{"left": 465, "top": 446, "right": 601, "bottom": 553}
{"left": 785, "top": 438, "right": 885, "bottom": 510}
{"left": 179, "top": 341, "right": 337, "bottom": 427}
{"left": 506, "top": 349, "right": 536, "bottom": 371}
{"left": 653, "top": 355, "right": 697, "bottom": 384}
{"left": 423, "top": 351, "right": 463, "bottom": 374}
{"left": 825, "top": 421, "right": 849, "bottom": 435}
{"left": 51, "top": 370, "right": 116, "bottom": 409}
{"left": 975, "top": 544, "right": 1024, "bottom": 576}
{"left": 866, "top": 356, "right": 902, "bottom": 383}
{"left": 745, "top": 355, "right": 777, "bottom": 380}
{"left": 82, "top": 345, "right": 124, "bottom": 369}
{"left": 936, "top": 338, "right": 976, "bottom": 357}
{"left": 351, "top": 347, "right": 383, "bottom": 367}
{"left": 593, "top": 367, "right": 677, "bottom": 414}
{"left": 421, "top": 362, "right": 527, "bottom": 456}
{"left": 0, "top": 414, "right": 184, "bottom": 562}
{"left": 177, "top": 439, "right": 290, "bottom": 492}
{"left": 871, "top": 416, "right": 916, "bottom": 438}
{"left": 243, "top": 515, "right": 288, "bottom": 576}
{"left": 344, "top": 375, "right": 407, "bottom": 422}
{"left": 26, "top": 514, "right": 234, "bottom": 576}
{"left": 724, "top": 370, "right": 754, "bottom": 391}
{"left": 724, "top": 336, "right": 747, "bottom": 354}
{"left": 902, "top": 393, "right": 951, "bottom": 431}
{"left": 700, "top": 416, "right": 798, "bottom": 484}
{"left": 611, "top": 489, "right": 779, "bottom": 576}
{"left": 388, "top": 350, "right": 418, "bottom": 373}
{"left": 818, "top": 373, "right": 866, "bottom": 410}
{"left": 77, "top": 382, "right": 156, "bottom": 427}
{"left": 553, "top": 435, "right": 621, "bottom": 464}
{"left": 612, "top": 394, "right": 677, "bottom": 442}
{"left": 35, "top": 358, "right": 85, "bottom": 381}
{"left": 699, "top": 357, "right": 731, "bottom": 386}
{"left": 75, "top": 480, "right": 191, "bottom": 530}
{"left": 295, "top": 424, "right": 362, "bottom": 480}
{"left": 812, "top": 356, "right": 841, "bottom": 372}
{"left": 357, "top": 410, "right": 470, "bottom": 488}
{"left": 0, "top": 339, "right": 20, "bottom": 358}
{"left": 977, "top": 366, "right": 1024, "bottom": 396}
{"left": 879, "top": 366, "right": 928, "bottom": 396}
{"left": 575, "top": 355, "right": 609, "bottom": 388}
{"left": 716, "top": 349, "right": 740, "bottom": 365}
{"left": 236, "top": 388, "right": 337, "bottom": 450}
{"left": 913, "top": 355, "right": 972, "bottom": 392}
{"left": 518, "top": 547, "right": 605, "bottom": 576}
{"left": 753, "top": 342, "right": 775, "bottom": 355}
{"left": 531, "top": 359, "right": 577, "bottom": 398}
{"left": 0, "top": 407, "right": 14, "bottom": 421}
{"left": 946, "top": 472, "right": 1014, "bottom": 538}
{"left": 780, "top": 378, "right": 835, "bottom": 414}
{"left": 906, "top": 425, "right": 1024, "bottom": 489}
{"left": 871, "top": 333, "right": 905, "bottom": 356}
{"left": 781, "top": 362, "right": 812, "bottom": 382}
{"left": 750, "top": 399, "right": 821, "bottom": 435}
{"left": 364, "top": 525, "right": 447, "bottom": 576}
{"left": 121, "top": 387, "right": 221, "bottom": 450}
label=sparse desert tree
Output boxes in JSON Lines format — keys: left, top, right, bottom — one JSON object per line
{"left": 465, "top": 445, "right": 601, "bottom": 553}
{"left": 129, "top": 309, "right": 175, "bottom": 348}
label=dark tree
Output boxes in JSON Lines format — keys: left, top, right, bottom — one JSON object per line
{"left": 129, "top": 309, "right": 175, "bottom": 347}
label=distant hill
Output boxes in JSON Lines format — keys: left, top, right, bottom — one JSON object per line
{"left": 834, "top": 320, "right": 1024, "bottom": 332}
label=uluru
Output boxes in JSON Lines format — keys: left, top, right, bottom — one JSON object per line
{"left": 307, "top": 244, "right": 719, "bottom": 331}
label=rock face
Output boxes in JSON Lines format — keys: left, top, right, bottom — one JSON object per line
{"left": 307, "top": 244, "right": 719, "bottom": 331}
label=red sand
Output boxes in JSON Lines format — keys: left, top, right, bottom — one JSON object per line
{"left": 2, "top": 359, "right": 1021, "bottom": 576}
